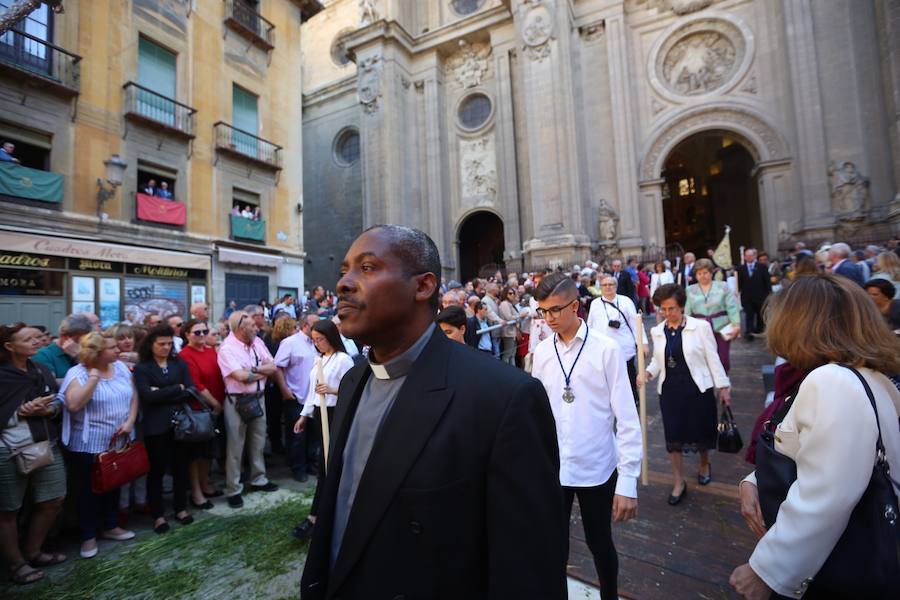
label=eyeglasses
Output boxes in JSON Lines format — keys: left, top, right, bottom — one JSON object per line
{"left": 191, "top": 329, "right": 210, "bottom": 336}
{"left": 535, "top": 299, "right": 578, "bottom": 319}
{"left": 172, "top": 322, "right": 183, "bottom": 328}
{"left": 237, "top": 314, "right": 247, "bottom": 328}
{"left": 600, "top": 283, "right": 617, "bottom": 287}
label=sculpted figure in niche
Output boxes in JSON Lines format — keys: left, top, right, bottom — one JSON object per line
{"left": 359, "top": 0, "right": 378, "bottom": 26}
{"left": 597, "top": 199, "right": 619, "bottom": 241}
{"left": 828, "top": 161, "right": 869, "bottom": 215}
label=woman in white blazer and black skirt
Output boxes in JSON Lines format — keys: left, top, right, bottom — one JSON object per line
{"left": 638, "top": 284, "right": 731, "bottom": 505}
{"left": 729, "top": 274, "right": 900, "bottom": 599}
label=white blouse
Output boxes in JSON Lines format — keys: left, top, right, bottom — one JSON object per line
{"left": 300, "top": 352, "right": 355, "bottom": 417}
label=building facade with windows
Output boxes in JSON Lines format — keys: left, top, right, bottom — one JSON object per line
{"left": 0, "top": 0, "right": 321, "bottom": 328}
{"left": 301, "top": 0, "right": 900, "bottom": 285}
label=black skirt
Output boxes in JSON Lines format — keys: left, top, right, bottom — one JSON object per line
{"left": 659, "top": 326, "right": 717, "bottom": 453}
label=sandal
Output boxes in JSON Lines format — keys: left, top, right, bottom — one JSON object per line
{"left": 10, "top": 562, "right": 43, "bottom": 585}
{"left": 27, "top": 552, "right": 67, "bottom": 567}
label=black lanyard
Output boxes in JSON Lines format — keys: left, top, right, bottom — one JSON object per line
{"left": 553, "top": 324, "right": 589, "bottom": 393}
{"left": 601, "top": 298, "right": 635, "bottom": 339}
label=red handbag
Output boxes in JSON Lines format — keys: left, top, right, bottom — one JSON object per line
{"left": 91, "top": 434, "right": 150, "bottom": 494}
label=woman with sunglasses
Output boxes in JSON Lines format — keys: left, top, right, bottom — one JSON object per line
{"left": 178, "top": 319, "right": 226, "bottom": 509}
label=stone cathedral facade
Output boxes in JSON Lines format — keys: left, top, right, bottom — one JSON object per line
{"left": 300, "top": 0, "right": 900, "bottom": 286}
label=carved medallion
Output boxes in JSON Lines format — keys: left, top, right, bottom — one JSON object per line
{"left": 358, "top": 56, "right": 382, "bottom": 115}
{"left": 517, "top": 0, "right": 555, "bottom": 62}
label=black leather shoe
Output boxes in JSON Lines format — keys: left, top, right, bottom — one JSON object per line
{"left": 292, "top": 518, "right": 315, "bottom": 541}
{"left": 668, "top": 481, "right": 687, "bottom": 506}
{"left": 250, "top": 482, "right": 279, "bottom": 493}
{"left": 698, "top": 465, "right": 712, "bottom": 486}
{"left": 191, "top": 499, "right": 214, "bottom": 510}
{"left": 227, "top": 494, "right": 243, "bottom": 509}
{"left": 292, "top": 472, "right": 309, "bottom": 483}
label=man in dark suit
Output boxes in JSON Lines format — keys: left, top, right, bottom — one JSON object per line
{"left": 737, "top": 248, "right": 772, "bottom": 339}
{"left": 829, "top": 242, "right": 865, "bottom": 286}
{"left": 676, "top": 252, "right": 697, "bottom": 287}
{"left": 611, "top": 259, "right": 636, "bottom": 304}
{"left": 300, "top": 225, "right": 568, "bottom": 600}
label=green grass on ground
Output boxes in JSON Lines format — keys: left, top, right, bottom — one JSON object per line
{"left": 10, "top": 493, "right": 311, "bottom": 600}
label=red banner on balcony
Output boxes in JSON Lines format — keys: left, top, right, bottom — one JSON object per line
{"left": 136, "top": 193, "right": 186, "bottom": 226}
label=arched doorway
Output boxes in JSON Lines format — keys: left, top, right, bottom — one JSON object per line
{"left": 458, "top": 211, "right": 505, "bottom": 282}
{"left": 661, "top": 131, "right": 762, "bottom": 260}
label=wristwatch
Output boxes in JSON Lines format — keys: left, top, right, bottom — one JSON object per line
{"left": 251, "top": 366, "right": 258, "bottom": 375}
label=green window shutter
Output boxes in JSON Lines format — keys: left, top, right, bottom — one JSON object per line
{"left": 138, "top": 37, "right": 176, "bottom": 98}
{"left": 232, "top": 85, "right": 259, "bottom": 157}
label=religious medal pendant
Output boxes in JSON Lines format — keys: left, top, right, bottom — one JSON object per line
{"left": 667, "top": 356, "right": 677, "bottom": 369}
{"left": 563, "top": 386, "right": 575, "bottom": 403}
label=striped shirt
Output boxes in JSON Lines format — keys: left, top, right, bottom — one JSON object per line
{"left": 59, "top": 361, "right": 134, "bottom": 453}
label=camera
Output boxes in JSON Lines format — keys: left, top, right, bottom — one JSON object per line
{"left": 608, "top": 319, "right": 621, "bottom": 329}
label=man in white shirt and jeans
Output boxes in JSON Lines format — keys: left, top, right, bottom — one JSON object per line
{"left": 531, "top": 272, "right": 643, "bottom": 599}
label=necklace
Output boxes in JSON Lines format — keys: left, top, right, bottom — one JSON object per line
{"left": 665, "top": 318, "right": 685, "bottom": 368}
{"left": 553, "top": 323, "right": 588, "bottom": 403}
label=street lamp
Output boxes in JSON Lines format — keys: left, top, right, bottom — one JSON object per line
{"left": 96, "top": 154, "right": 128, "bottom": 218}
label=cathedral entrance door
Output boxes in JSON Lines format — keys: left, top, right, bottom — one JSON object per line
{"left": 458, "top": 211, "right": 505, "bottom": 282}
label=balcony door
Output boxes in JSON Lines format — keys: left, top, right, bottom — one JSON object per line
{"left": 0, "top": 2, "right": 52, "bottom": 77}
{"left": 137, "top": 38, "right": 177, "bottom": 127}
{"left": 232, "top": 85, "right": 259, "bottom": 158}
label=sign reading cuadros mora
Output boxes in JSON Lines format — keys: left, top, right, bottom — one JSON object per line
{"left": 0, "top": 231, "right": 210, "bottom": 271}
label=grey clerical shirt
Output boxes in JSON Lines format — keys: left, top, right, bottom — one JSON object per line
{"left": 330, "top": 323, "right": 436, "bottom": 568}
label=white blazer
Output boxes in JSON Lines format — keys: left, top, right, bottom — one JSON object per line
{"left": 649, "top": 271, "right": 675, "bottom": 300}
{"left": 646, "top": 316, "right": 729, "bottom": 394}
{"left": 743, "top": 365, "right": 900, "bottom": 598}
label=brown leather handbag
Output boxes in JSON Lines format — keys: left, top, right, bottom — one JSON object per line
{"left": 91, "top": 433, "right": 150, "bottom": 494}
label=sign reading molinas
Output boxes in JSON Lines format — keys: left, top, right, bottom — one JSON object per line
{"left": 126, "top": 264, "right": 206, "bottom": 279}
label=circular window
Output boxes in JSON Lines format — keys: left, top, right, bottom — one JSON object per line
{"left": 334, "top": 128, "right": 360, "bottom": 166}
{"left": 450, "top": 0, "right": 485, "bottom": 16}
{"left": 458, "top": 93, "right": 492, "bottom": 131}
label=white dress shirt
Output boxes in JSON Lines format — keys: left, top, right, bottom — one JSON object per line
{"left": 531, "top": 320, "right": 643, "bottom": 498}
{"left": 300, "top": 351, "right": 355, "bottom": 417}
{"left": 586, "top": 294, "right": 648, "bottom": 361}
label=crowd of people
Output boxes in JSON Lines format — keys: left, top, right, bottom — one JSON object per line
{"left": 3, "top": 230, "right": 900, "bottom": 597}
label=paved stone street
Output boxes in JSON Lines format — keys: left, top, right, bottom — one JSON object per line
{"left": 567, "top": 332, "right": 772, "bottom": 599}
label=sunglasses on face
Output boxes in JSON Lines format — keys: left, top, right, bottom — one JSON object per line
{"left": 191, "top": 329, "right": 210, "bottom": 336}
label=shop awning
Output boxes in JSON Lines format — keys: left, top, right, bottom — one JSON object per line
{"left": 217, "top": 246, "right": 282, "bottom": 268}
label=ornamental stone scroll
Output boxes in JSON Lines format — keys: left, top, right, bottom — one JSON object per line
{"left": 358, "top": 56, "right": 383, "bottom": 115}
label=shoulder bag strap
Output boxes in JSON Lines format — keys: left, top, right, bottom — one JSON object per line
{"left": 841, "top": 366, "right": 888, "bottom": 458}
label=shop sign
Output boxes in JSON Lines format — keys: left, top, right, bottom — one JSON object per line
{"left": 0, "top": 268, "right": 64, "bottom": 296}
{"left": 0, "top": 251, "right": 65, "bottom": 269}
{"left": 126, "top": 264, "right": 206, "bottom": 280}
{"left": 68, "top": 258, "right": 124, "bottom": 273}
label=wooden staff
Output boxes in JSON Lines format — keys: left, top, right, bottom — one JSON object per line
{"left": 635, "top": 312, "right": 649, "bottom": 487}
{"left": 316, "top": 356, "right": 331, "bottom": 473}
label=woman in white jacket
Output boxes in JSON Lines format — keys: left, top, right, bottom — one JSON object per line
{"left": 638, "top": 284, "right": 731, "bottom": 505}
{"left": 730, "top": 274, "right": 900, "bottom": 599}
{"left": 293, "top": 320, "right": 355, "bottom": 438}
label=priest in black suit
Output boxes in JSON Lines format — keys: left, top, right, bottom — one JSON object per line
{"left": 737, "top": 248, "right": 772, "bottom": 339}
{"left": 611, "top": 259, "right": 636, "bottom": 304}
{"left": 300, "top": 225, "right": 568, "bottom": 600}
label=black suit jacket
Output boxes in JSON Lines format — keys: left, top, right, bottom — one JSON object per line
{"left": 300, "top": 328, "right": 567, "bottom": 600}
{"left": 614, "top": 271, "right": 636, "bottom": 302}
{"left": 133, "top": 358, "right": 194, "bottom": 437}
{"left": 833, "top": 260, "right": 865, "bottom": 286}
{"left": 737, "top": 262, "right": 772, "bottom": 304}
{"left": 464, "top": 315, "right": 480, "bottom": 348}
{"left": 676, "top": 263, "right": 697, "bottom": 287}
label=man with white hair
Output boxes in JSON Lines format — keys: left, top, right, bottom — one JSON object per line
{"left": 829, "top": 242, "right": 864, "bottom": 286}
{"left": 677, "top": 252, "right": 697, "bottom": 287}
{"left": 190, "top": 302, "right": 209, "bottom": 321}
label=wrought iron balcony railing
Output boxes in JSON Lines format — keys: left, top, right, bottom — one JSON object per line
{"left": 214, "top": 121, "right": 282, "bottom": 170}
{"left": 123, "top": 82, "right": 196, "bottom": 138}
{"left": 0, "top": 28, "right": 80, "bottom": 94}
{"left": 224, "top": 0, "right": 275, "bottom": 50}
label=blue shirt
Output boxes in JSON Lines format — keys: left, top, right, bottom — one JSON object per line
{"left": 477, "top": 318, "right": 492, "bottom": 351}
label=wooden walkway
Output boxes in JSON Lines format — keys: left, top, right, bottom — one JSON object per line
{"left": 566, "top": 335, "right": 772, "bottom": 599}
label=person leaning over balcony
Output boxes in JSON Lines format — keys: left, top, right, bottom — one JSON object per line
{"left": 141, "top": 179, "right": 157, "bottom": 196}
{"left": 59, "top": 331, "right": 139, "bottom": 559}
{"left": 0, "top": 324, "right": 66, "bottom": 585}
{"left": 0, "top": 141, "right": 20, "bottom": 164}
{"left": 156, "top": 181, "right": 173, "bottom": 200}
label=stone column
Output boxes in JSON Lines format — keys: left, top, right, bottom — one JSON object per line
{"left": 782, "top": 0, "right": 832, "bottom": 233}
{"left": 637, "top": 179, "right": 666, "bottom": 254}
{"left": 606, "top": 8, "right": 642, "bottom": 250}
{"left": 514, "top": 0, "right": 591, "bottom": 266}
{"left": 753, "top": 159, "right": 794, "bottom": 254}
{"left": 875, "top": 0, "right": 900, "bottom": 229}
{"left": 494, "top": 43, "right": 523, "bottom": 266}
{"left": 419, "top": 72, "right": 449, "bottom": 270}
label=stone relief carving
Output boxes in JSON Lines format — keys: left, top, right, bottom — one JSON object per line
{"left": 446, "top": 40, "right": 491, "bottom": 89}
{"left": 651, "top": 98, "right": 667, "bottom": 115}
{"left": 358, "top": 56, "right": 383, "bottom": 115}
{"left": 460, "top": 135, "right": 498, "bottom": 200}
{"left": 625, "top": 0, "right": 716, "bottom": 14}
{"left": 741, "top": 74, "right": 758, "bottom": 94}
{"left": 359, "top": 0, "right": 379, "bottom": 27}
{"left": 578, "top": 21, "right": 605, "bottom": 42}
{"left": 517, "top": 0, "right": 555, "bottom": 62}
{"left": 597, "top": 199, "right": 619, "bottom": 242}
{"left": 640, "top": 105, "right": 787, "bottom": 181}
{"left": 663, "top": 31, "right": 737, "bottom": 95}
{"left": 828, "top": 161, "right": 869, "bottom": 215}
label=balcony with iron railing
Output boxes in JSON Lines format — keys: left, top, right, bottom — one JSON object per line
{"left": 123, "top": 82, "right": 197, "bottom": 139}
{"left": 0, "top": 29, "right": 80, "bottom": 95}
{"left": 214, "top": 122, "right": 282, "bottom": 171}
{"left": 224, "top": 0, "right": 275, "bottom": 51}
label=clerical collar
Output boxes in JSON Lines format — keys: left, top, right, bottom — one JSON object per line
{"left": 368, "top": 323, "right": 435, "bottom": 380}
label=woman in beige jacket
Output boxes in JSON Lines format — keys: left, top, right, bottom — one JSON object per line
{"left": 730, "top": 274, "right": 900, "bottom": 599}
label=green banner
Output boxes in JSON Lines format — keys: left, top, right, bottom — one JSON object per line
{"left": 0, "top": 162, "right": 63, "bottom": 203}
{"left": 231, "top": 215, "right": 265, "bottom": 241}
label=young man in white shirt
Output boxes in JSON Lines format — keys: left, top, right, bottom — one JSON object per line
{"left": 531, "top": 272, "right": 643, "bottom": 599}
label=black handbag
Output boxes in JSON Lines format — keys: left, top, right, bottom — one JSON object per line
{"left": 716, "top": 405, "right": 743, "bottom": 453}
{"left": 171, "top": 388, "right": 216, "bottom": 442}
{"left": 231, "top": 391, "right": 264, "bottom": 423}
{"left": 755, "top": 365, "right": 900, "bottom": 597}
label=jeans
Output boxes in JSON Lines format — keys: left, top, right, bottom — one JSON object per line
{"left": 70, "top": 451, "right": 120, "bottom": 541}
{"left": 264, "top": 384, "right": 284, "bottom": 453}
{"left": 563, "top": 472, "right": 619, "bottom": 600}
{"left": 500, "top": 337, "right": 517, "bottom": 365}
